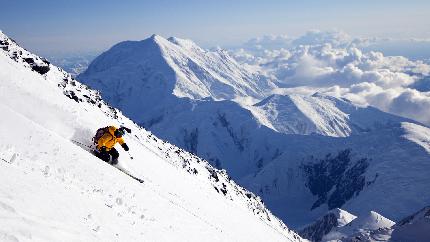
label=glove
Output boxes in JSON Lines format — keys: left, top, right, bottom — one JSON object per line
{"left": 100, "top": 146, "right": 107, "bottom": 152}
{"left": 121, "top": 127, "right": 131, "bottom": 133}
{"left": 121, "top": 143, "right": 129, "bottom": 151}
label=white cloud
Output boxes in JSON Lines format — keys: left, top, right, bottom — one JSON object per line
{"left": 389, "top": 89, "right": 430, "bottom": 124}
{"left": 230, "top": 31, "right": 430, "bottom": 125}
{"left": 291, "top": 30, "right": 354, "bottom": 48}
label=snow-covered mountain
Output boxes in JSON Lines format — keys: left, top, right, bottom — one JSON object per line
{"left": 299, "top": 207, "right": 430, "bottom": 242}
{"left": 339, "top": 206, "right": 430, "bottom": 242}
{"left": 0, "top": 31, "right": 305, "bottom": 241}
{"left": 328, "top": 211, "right": 395, "bottom": 241}
{"left": 78, "top": 34, "right": 274, "bottom": 104}
{"left": 249, "top": 93, "right": 407, "bottom": 137}
{"left": 298, "top": 208, "right": 357, "bottom": 241}
{"left": 78, "top": 34, "right": 430, "bottom": 231}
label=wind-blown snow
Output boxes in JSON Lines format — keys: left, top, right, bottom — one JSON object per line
{"left": 0, "top": 31, "right": 304, "bottom": 242}
{"left": 402, "top": 122, "right": 430, "bottom": 153}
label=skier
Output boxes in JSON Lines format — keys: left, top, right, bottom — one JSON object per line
{"left": 94, "top": 126, "right": 130, "bottom": 165}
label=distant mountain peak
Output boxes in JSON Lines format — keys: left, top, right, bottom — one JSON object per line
{"left": 79, "top": 34, "right": 273, "bottom": 106}
{"left": 349, "top": 210, "right": 396, "bottom": 231}
{"left": 299, "top": 208, "right": 357, "bottom": 241}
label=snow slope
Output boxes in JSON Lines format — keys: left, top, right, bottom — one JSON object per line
{"left": 0, "top": 31, "right": 304, "bottom": 242}
{"left": 78, "top": 34, "right": 430, "bottom": 230}
{"left": 388, "top": 206, "right": 430, "bottom": 242}
{"left": 250, "top": 93, "right": 407, "bottom": 137}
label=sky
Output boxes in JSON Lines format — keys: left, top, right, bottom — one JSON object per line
{"left": 1, "top": 0, "right": 429, "bottom": 55}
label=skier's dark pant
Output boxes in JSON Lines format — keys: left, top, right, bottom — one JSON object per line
{"left": 97, "top": 147, "right": 119, "bottom": 165}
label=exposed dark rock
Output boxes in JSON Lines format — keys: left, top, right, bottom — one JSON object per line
{"left": 256, "top": 158, "right": 263, "bottom": 169}
{"left": 183, "top": 128, "right": 198, "bottom": 154}
{"left": 64, "top": 90, "right": 81, "bottom": 103}
{"left": 0, "top": 40, "right": 9, "bottom": 50}
{"left": 41, "top": 58, "right": 50, "bottom": 65}
{"left": 220, "top": 183, "right": 228, "bottom": 195}
{"left": 24, "top": 57, "right": 34, "bottom": 64}
{"left": 302, "top": 149, "right": 369, "bottom": 210}
{"left": 217, "top": 112, "right": 245, "bottom": 151}
{"left": 32, "top": 65, "right": 50, "bottom": 75}
{"left": 299, "top": 213, "right": 338, "bottom": 242}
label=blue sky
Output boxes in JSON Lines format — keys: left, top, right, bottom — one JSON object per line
{"left": 1, "top": 0, "right": 429, "bottom": 55}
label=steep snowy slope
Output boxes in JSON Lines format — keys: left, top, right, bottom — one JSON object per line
{"left": 390, "top": 206, "right": 430, "bottom": 241}
{"left": 78, "top": 34, "right": 430, "bottom": 229}
{"left": 0, "top": 31, "right": 304, "bottom": 241}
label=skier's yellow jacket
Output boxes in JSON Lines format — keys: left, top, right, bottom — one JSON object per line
{"left": 97, "top": 126, "right": 125, "bottom": 151}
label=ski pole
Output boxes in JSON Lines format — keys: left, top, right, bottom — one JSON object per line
{"left": 72, "top": 140, "right": 93, "bottom": 149}
{"left": 127, "top": 151, "right": 134, "bottom": 160}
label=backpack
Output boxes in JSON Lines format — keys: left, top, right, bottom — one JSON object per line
{"left": 93, "top": 126, "right": 110, "bottom": 144}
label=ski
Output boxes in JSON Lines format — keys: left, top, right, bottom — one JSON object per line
{"left": 115, "top": 166, "right": 144, "bottom": 183}
{"left": 120, "top": 170, "right": 144, "bottom": 183}
{"left": 71, "top": 140, "right": 143, "bottom": 183}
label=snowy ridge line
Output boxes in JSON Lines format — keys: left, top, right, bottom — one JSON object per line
{"left": 0, "top": 31, "right": 116, "bottom": 121}
{"left": 0, "top": 31, "right": 304, "bottom": 241}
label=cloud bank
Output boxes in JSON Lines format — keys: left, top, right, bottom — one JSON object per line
{"left": 230, "top": 31, "right": 430, "bottom": 125}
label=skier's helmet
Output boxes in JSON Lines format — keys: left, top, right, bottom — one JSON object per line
{"left": 114, "top": 128, "right": 125, "bottom": 138}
